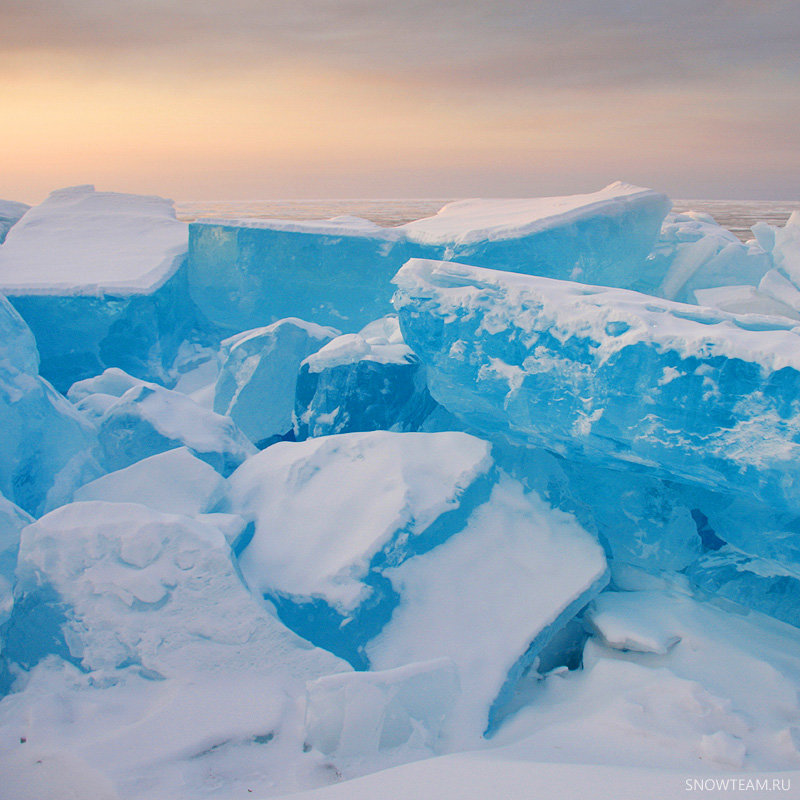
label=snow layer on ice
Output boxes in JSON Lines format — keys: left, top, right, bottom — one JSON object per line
{"left": 0, "top": 186, "right": 187, "bottom": 295}
{"left": 393, "top": 258, "right": 800, "bottom": 514}
{"left": 230, "top": 431, "right": 494, "bottom": 614}
{"left": 72, "top": 447, "right": 226, "bottom": 516}
{"left": 367, "top": 477, "right": 608, "bottom": 740}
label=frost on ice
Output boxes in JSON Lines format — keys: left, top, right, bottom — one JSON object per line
{"left": 393, "top": 257, "right": 800, "bottom": 517}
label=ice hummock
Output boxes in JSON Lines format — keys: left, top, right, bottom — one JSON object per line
{"left": 229, "top": 431, "right": 607, "bottom": 737}
{"left": 643, "top": 211, "right": 771, "bottom": 302}
{"left": 229, "top": 431, "right": 495, "bottom": 629}
{"left": 366, "top": 477, "right": 608, "bottom": 740}
{"left": 0, "top": 186, "right": 198, "bottom": 391}
{"left": 93, "top": 376, "right": 257, "bottom": 476}
{"left": 214, "top": 318, "right": 339, "bottom": 445}
{"left": 1, "top": 501, "right": 350, "bottom": 798}
{"left": 0, "top": 295, "right": 99, "bottom": 516}
{"left": 393, "top": 258, "right": 800, "bottom": 515}
{"left": 0, "top": 199, "right": 29, "bottom": 244}
{"left": 187, "top": 183, "right": 669, "bottom": 334}
{"left": 294, "top": 316, "right": 439, "bottom": 439}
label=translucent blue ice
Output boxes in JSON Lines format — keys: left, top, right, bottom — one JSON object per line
{"left": 75, "top": 370, "right": 257, "bottom": 475}
{"left": 294, "top": 316, "right": 438, "bottom": 439}
{"left": 0, "top": 295, "right": 99, "bottom": 516}
{"left": 393, "top": 258, "right": 800, "bottom": 515}
{"left": 214, "top": 318, "right": 339, "bottom": 445}
{"left": 0, "top": 187, "right": 200, "bottom": 391}
{"left": 188, "top": 183, "right": 668, "bottom": 334}
{"left": 686, "top": 546, "right": 800, "bottom": 629}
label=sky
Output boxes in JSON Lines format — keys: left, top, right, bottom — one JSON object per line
{"left": 1, "top": 0, "right": 799, "bottom": 202}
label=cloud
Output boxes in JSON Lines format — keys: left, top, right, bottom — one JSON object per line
{"left": 2, "top": 0, "right": 798, "bottom": 92}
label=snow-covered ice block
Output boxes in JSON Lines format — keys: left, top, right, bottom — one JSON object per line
{"left": 0, "top": 199, "right": 29, "bottom": 244}
{"left": 229, "top": 431, "right": 495, "bottom": 665}
{"left": 685, "top": 546, "right": 800, "bottom": 628}
{"left": 644, "top": 212, "right": 771, "bottom": 302}
{"left": 754, "top": 211, "right": 800, "bottom": 287}
{"left": 0, "top": 295, "right": 99, "bottom": 516}
{"left": 367, "top": 478, "right": 607, "bottom": 740}
{"left": 73, "top": 447, "right": 226, "bottom": 516}
{"left": 0, "top": 186, "right": 197, "bottom": 391}
{"left": 0, "top": 494, "right": 33, "bottom": 635}
{"left": 187, "top": 183, "right": 668, "bottom": 334}
{"left": 5, "top": 501, "right": 347, "bottom": 681}
{"left": 97, "top": 378, "right": 256, "bottom": 475}
{"left": 67, "top": 367, "right": 146, "bottom": 403}
{"left": 393, "top": 258, "right": 800, "bottom": 514}
{"left": 586, "top": 592, "right": 682, "bottom": 654}
{"left": 304, "top": 659, "right": 459, "bottom": 758}
{"left": 294, "top": 316, "right": 438, "bottom": 439}
{"left": 402, "top": 182, "right": 670, "bottom": 288}
{"left": 498, "top": 589, "right": 800, "bottom": 772}
{"left": 215, "top": 318, "right": 339, "bottom": 445}
{"left": 0, "top": 501, "right": 350, "bottom": 797}
{"left": 693, "top": 285, "right": 800, "bottom": 320}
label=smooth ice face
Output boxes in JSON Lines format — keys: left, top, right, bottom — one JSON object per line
{"left": 7, "top": 501, "right": 347, "bottom": 679}
{"left": 685, "top": 546, "right": 800, "bottom": 629}
{"left": 0, "top": 199, "right": 29, "bottom": 244}
{"left": 230, "top": 431, "right": 494, "bottom": 619}
{"left": 304, "top": 659, "right": 459, "bottom": 759}
{"left": 644, "top": 212, "right": 770, "bottom": 302}
{"left": 214, "top": 318, "right": 339, "bottom": 445}
{"left": 187, "top": 183, "right": 668, "bottom": 334}
{"left": 393, "top": 258, "right": 800, "bottom": 514}
{"left": 188, "top": 216, "right": 423, "bottom": 333}
{"left": 0, "top": 296, "right": 99, "bottom": 516}
{"left": 294, "top": 316, "right": 438, "bottom": 439}
{"left": 494, "top": 443, "right": 702, "bottom": 573}
{"left": 95, "top": 376, "right": 256, "bottom": 476}
{"left": 403, "top": 182, "right": 670, "bottom": 288}
{"left": 0, "top": 495, "right": 33, "bottom": 633}
{"left": 73, "top": 447, "right": 227, "bottom": 516}
{"left": 0, "top": 187, "right": 195, "bottom": 390}
{"left": 367, "top": 478, "right": 608, "bottom": 741}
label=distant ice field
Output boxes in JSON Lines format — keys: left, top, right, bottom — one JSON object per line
{"left": 176, "top": 199, "right": 800, "bottom": 241}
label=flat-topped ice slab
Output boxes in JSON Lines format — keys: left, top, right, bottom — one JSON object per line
{"left": 402, "top": 182, "right": 668, "bottom": 246}
{"left": 187, "top": 182, "right": 669, "bottom": 333}
{"left": 393, "top": 258, "right": 800, "bottom": 514}
{"left": 0, "top": 185, "right": 187, "bottom": 295}
{"left": 0, "top": 187, "right": 196, "bottom": 390}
